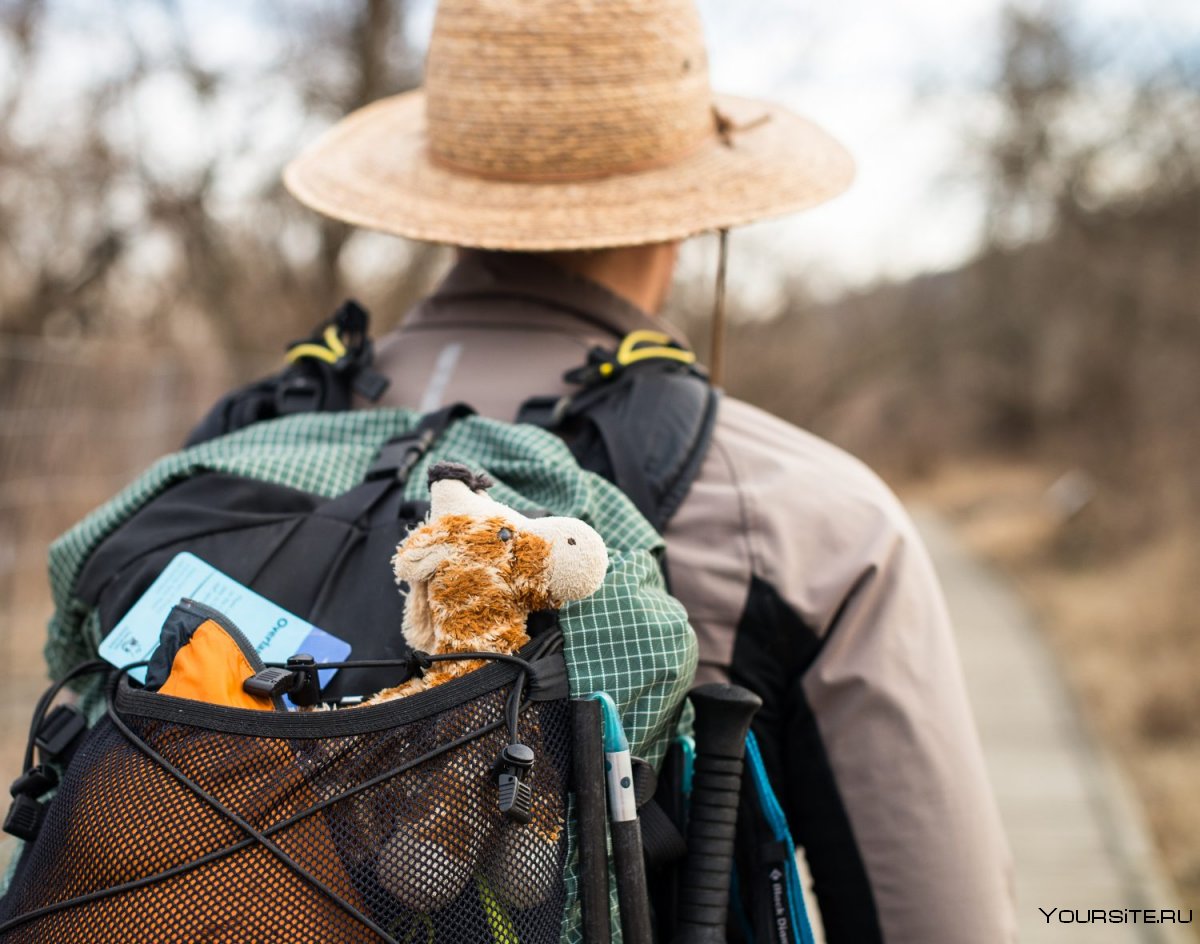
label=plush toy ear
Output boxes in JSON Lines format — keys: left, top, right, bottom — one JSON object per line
{"left": 392, "top": 525, "right": 455, "bottom": 586}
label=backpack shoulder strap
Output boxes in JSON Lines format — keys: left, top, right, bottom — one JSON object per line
{"left": 516, "top": 330, "right": 719, "bottom": 533}
{"left": 185, "top": 299, "right": 390, "bottom": 447}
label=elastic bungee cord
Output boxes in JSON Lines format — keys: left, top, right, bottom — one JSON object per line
{"left": 0, "top": 638, "right": 561, "bottom": 941}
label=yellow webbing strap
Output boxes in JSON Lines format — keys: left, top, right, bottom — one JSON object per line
{"left": 398, "top": 914, "right": 435, "bottom": 944}
{"left": 475, "top": 874, "right": 519, "bottom": 944}
{"left": 285, "top": 325, "right": 347, "bottom": 365}
{"left": 598, "top": 329, "right": 697, "bottom": 377}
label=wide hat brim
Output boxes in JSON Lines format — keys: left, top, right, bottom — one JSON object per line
{"left": 284, "top": 90, "right": 854, "bottom": 251}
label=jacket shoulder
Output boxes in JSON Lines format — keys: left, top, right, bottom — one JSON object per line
{"left": 707, "top": 396, "right": 924, "bottom": 634}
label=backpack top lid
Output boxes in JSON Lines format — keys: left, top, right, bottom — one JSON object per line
{"left": 45, "top": 407, "right": 697, "bottom": 767}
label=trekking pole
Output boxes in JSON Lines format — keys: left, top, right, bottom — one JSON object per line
{"left": 591, "top": 692, "right": 654, "bottom": 944}
{"left": 672, "top": 683, "right": 762, "bottom": 944}
{"left": 572, "top": 698, "right": 612, "bottom": 944}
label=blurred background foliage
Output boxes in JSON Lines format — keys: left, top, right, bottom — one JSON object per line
{"left": 1, "top": 0, "right": 1198, "bottom": 916}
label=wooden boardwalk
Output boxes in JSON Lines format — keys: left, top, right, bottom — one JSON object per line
{"left": 913, "top": 510, "right": 1193, "bottom": 944}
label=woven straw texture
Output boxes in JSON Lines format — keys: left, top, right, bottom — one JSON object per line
{"left": 37, "top": 409, "right": 699, "bottom": 943}
{"left": 284, "top": 0, "right": 853, "bottom": 249}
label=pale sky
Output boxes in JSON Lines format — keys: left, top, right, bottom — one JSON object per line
{"left": 10, "top": 0, "right": 1198, "bottom": 302}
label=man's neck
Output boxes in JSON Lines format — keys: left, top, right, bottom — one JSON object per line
{"left": 533, "top": 242, "right": 680, "bottom": 315}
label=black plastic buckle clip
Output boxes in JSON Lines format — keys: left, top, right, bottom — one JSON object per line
{"left": 4, "top": 764, "right": 60, "bottom": 842}
{"left": 351, "top": 367, "right": 389, "bottom": 403}
{"left": 35, "top": 704, "right": 88, "bottom": 766}
{"left": 285, "top": 654, "right": 323, "bottom": 707}
{"left": 4, "top": 795, "right": 45, "bottom": 842}
{"left": 242, "top": 667, "right": 297, "bottom": 699}
{"left": 242, "top": 654, "right": 323, "bottom": 708}
{"left": 10, "top": 765, "right": 58, "bottom": 800}
{"left": 275, "top": 373, "right": 323, "bottom": 415}
{"left": 496, "top": 743, "right": 536, "bottom": 823}
{"left": 365, "top": 427, "right": 436, "bottom": 484}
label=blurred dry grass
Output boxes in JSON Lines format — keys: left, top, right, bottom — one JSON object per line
{"left": 0, "top": 338, "right": 264, "bottom": 796}
{"left": 906, "top": 460, "right": 1200, "bottom": 915}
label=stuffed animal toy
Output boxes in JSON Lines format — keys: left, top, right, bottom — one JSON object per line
{"left": 365, "top": 461, "right": 609, "bottom": 913}
{"left": 363, "top": 461, "right": 608, "bottom": 703}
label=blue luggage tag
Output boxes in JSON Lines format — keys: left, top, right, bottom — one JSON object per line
{"left": 99, "top": 552, "right": 351, "bottom": 686}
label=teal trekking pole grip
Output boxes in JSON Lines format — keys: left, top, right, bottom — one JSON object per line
{"left": 591, "top": 692, "right": 653, "bottom": 944}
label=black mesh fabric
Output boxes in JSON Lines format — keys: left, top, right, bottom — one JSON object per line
{"left": 0, "top": 674, "right": 570, "bottom": 943}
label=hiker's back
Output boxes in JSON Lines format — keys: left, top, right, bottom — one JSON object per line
{"left": 372, "top": 253, "right": 1017, "bottom": 943}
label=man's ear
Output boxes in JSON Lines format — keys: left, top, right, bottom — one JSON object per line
{"left": 392, "top": 526, "right": 455, "bottom": 585}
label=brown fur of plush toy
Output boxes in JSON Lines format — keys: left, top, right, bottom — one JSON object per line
{"left": 363, "top": 461, "right": 608, "bottom": 704}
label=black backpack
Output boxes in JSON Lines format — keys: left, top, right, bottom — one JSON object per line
{"left": 1, "top": 303, "right": 816, "bottom": 944}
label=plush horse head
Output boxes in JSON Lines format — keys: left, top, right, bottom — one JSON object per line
{"left": 373, "top": 461, "right": 608, "bottom": 699}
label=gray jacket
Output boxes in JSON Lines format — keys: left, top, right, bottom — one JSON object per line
{"left": 372, "top": 250, "right": 1016, "bottom": 943}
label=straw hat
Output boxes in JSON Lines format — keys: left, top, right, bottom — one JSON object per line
{"left": 284, "top": 0, "right": 854, "bottom": 251}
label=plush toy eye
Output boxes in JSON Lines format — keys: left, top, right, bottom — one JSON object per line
{"left": 498, "top": 527, "right": 513, "bottom": 542}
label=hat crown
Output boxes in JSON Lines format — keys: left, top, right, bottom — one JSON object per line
{"left": 424, "top": 0, "right": 715, "bottom": 181}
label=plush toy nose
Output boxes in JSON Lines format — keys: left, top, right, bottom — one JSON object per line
{"left": 530, "top": 517, "right": 609, "bottom": 604}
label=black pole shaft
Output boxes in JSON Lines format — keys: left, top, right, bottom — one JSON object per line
{"left": 611, "top": 817, "right": 654, "bottom": 944}
{"left": 571, "top": 699, "right": 611, "bottom": 944}
{"left": 672, "top": 683, "right": 762, "bottom": 944}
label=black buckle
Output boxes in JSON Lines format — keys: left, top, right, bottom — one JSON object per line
{"left": 4, "top": 763, "right": 61, "bottom": 842}
{"left": 365, "top": 403, "right": 475, "bottom": 484}
{"left": 352, "top": 368, "right": 390, "bottom": 403}
{"left": 365, "top": 428, "right": 437, "bottom": 484}
{"left": 35, "top": 704, "right": 87, "bottom": 766}
{"left": 10, "top": 765, "right": 58, "bottom": 800}
{"left": 496, "top": 743, "right": 536, "bottom": 823}
{"left": 275, "top": 373, "right": 323, "bottom": 415}
{"left": 242, "top": 654, "right": 323, "bottom": 707}
{"left": 4, "top": 795, "right": 45, "bottom": 842}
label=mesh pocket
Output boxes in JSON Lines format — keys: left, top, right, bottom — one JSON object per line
{"left": 0, "top": 674, "right": 570, "bottom": 944}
